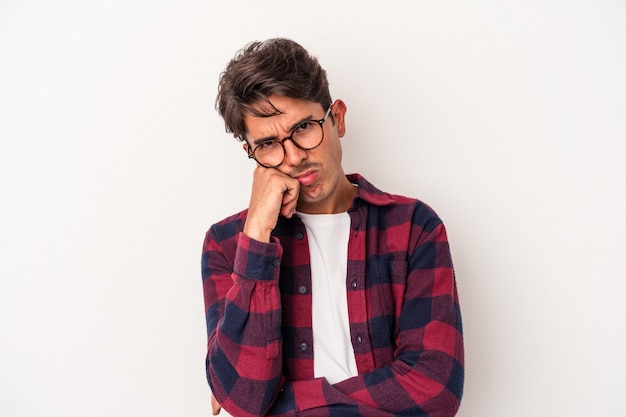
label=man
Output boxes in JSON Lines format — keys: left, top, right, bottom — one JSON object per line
{"left": 201, "top": 38, "right": 464, "bottom": 417}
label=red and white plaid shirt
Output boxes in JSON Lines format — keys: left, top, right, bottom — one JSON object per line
{"left": 201, "top": 174, "right": 464, "bottom": 416}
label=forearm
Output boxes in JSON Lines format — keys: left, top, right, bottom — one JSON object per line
{"left": 265, "top": 348, "right": 463, "bottom": 417}
{"left": 206, "top": 279, "right": 283, "bottom": 416}
{"left": 203, "top": 231, "right": 286, "bottom": 416}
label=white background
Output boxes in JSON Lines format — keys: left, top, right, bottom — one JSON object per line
{"left": 1, "top": 1, "right": 625, "bottom": 416}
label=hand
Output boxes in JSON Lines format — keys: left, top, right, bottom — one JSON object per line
{"left": 211, "top": 393, "right": 221, "bottom": 415}
{"left": 243, "top": 166, "right": 300, "bottom": 242}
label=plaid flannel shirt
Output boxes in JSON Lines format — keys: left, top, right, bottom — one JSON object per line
{"left": 201, "top": 174, "right": 464, "bottom": 416}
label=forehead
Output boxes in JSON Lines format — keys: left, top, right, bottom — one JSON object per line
{"left": 244, "top": 96, "right": 323, "bottom": 140}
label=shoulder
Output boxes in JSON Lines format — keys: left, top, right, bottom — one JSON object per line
{"left": 350, "top": 173, "right": 443, "bottom": 232}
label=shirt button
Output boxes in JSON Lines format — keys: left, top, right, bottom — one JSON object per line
{"left": 296, "top": 232, "right": 304, "bottom": 240}
{"left": 356, "top": 336, "right": 363, "bottom": 343}
{"left": 299, "top": 342, "right": 308, "bottom": 351}
{"left": 298, "top": 285, "right": 308, "bottom": 294}
{"left": 351, "top": 281, "right": 358, "bottom": 289}
{"left": 273, "top": 259, "right": 280, "bottom": 267}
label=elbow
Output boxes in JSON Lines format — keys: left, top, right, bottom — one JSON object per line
{"left": 425, "top": 357, "right": 464, "bottom": 417}
{"left": 206, "top": 353, "right": 283, "bottom": 417}
{"left": 207, "top": 374, "right": 283, "bottom": 417}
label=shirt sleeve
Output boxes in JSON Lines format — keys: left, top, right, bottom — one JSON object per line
{"left": 266, "top": 220, "right": 464, "bottom": 417}
{"left": 202, "top": 229, "right": 286, "bottom": 417}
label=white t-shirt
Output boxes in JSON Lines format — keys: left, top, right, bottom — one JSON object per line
{"left": 297, "top": 211, "right": 358, "bottom": 384}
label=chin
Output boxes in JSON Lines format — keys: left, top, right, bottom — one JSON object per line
{"left": 300, "top": 188, "right": 326, "bottom": 203}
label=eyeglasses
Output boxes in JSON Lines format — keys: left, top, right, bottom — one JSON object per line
{"left": 247, "top": 105, "right": 333, "bottom": 168}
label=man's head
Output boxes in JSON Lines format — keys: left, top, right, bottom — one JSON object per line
{"left": 216, "top": 38, "right": 332, "bottom": 142}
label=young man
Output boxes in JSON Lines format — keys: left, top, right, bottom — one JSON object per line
{"left": 201, "top": 38, "right": 464, "bottom": 417}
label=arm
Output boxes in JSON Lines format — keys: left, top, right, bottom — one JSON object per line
{"left": 202, "top": 167, "right": 300, "bottom": 416}
{"left": 202, "top": 228, "right": 285, "bottom": 416}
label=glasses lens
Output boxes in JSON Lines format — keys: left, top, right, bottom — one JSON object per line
{"left": 254, "top": 142, "right": 284, "bottom": 167}
{"left": 292, "top": 121, "right": 323, "bottom": 150}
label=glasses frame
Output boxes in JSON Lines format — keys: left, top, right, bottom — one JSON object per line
{"left": 247, "top": 104, "right": 333, "bottom": 168}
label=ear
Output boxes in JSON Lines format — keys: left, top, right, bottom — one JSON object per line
{"left": 242, "top": 142, "right": 250, "bottom": 154}
{"left": 332, "top": 99, "right": 347, "bottom": 138}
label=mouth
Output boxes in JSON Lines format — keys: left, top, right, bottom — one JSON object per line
{"left": 294, "top": 170, "right": 319, "bottom": 186}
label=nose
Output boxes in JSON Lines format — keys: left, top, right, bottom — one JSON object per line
{"left": 282, "top": 139, "right": 307, "bottom": 166}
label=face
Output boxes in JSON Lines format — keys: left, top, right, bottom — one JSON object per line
{"left": 243, "top": 96, "right": 353, "bottom": 213}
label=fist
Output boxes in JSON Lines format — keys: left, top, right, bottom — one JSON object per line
{"left": 243, "top": 166, "right": 300, "bottom": 242}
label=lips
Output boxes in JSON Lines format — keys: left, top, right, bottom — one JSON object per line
{"left": 295, "top": 170, "right": 318, "bottom": 186}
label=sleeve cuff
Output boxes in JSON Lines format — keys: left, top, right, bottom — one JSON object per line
{"left": 233, "top": 232, "right": 283, "bottom": 281}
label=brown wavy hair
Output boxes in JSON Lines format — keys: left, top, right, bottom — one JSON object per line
{"left": 216, "top": 38, "right": 332, "bottom": 142}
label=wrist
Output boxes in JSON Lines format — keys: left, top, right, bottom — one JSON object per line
{"left": 243, "top": 222, "right": 272, "bottom": 243}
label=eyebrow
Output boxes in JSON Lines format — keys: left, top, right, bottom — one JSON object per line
{"left": 250, "top": 114, "right": 314, "bottom": 146}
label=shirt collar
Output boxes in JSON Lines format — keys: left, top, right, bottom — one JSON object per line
{"left": 347, "top": 173, "right": 396, "bottom": 207}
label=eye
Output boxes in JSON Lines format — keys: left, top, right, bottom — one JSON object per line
{"left": 293, "top": 121, "right": 313, "bottom": 133}
{"left": 256, "top": 140, "right": 279, "bottom": 150}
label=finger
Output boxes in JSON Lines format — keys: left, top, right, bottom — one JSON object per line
{"left": 280, "top": 201, "right": 297, "bottom": 218}
{"left": 280, "top": 181, "right": 300, "bottom": 218}
{"left": 211, "top": 394, "right": 221, "bottom": 415}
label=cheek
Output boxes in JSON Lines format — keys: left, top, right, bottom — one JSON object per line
{"left": 329, "top": 137, "right": 343, "bottom": 162}
{"left": 309, "top": 135, "right": 342, "bottom": 167}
